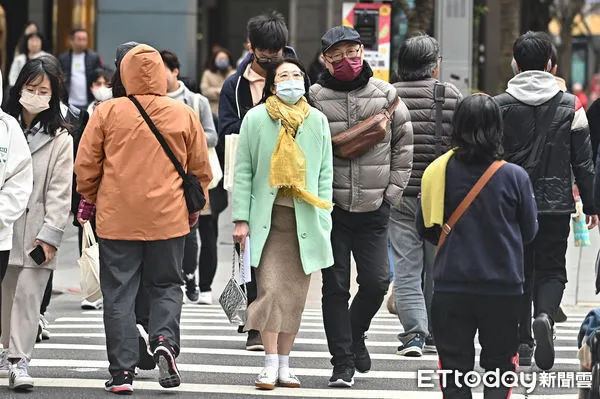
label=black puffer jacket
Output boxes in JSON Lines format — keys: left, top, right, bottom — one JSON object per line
{"left": 495, "top": 71, "right": 595, "bottom": 215}
{"left": 393, "top": 79, "right": 462, "bottom": 197}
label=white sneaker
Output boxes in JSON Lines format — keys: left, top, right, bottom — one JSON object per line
{"left": 278, "top": 367, "right": 301, "bottom": 388}
{"left": 255, "top": 367, "right": 277, "bottom": 390}
{"left": 39, "top": 314, "right": 50, "bottom": 340}
{"left": 81, "top": 298, "right": 103, "bottom": 310}
{"left": 9, "top": 359, "right": 34, "bottom": 390}
{"left": 0, "top": 349, "right": 9, "bottom": 378}
{"left": 197, "top": 291, "right": 213, "bottom": 305}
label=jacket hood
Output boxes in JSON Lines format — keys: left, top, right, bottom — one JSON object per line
{"left": 120, "top": 44, "right": 167, "bottom": 96}
{"left": 506, "top": 71, "right": 560, "bottom": 106}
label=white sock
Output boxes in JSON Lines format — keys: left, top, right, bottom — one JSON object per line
{"left": 264, "top": 354, "right": 279, "bottom": 372}
{"left": 278, "top": 354, "right": 289, "bottom": 370}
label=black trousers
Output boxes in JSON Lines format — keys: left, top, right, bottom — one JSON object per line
{"left": 0, "top": 250, "right": 8, "bottom": 284}
{"left": 322, "top": 202, "right": 391, "bottom": 366}
{"left": 519, "top": 214, "right": 570, "bottom": 346}
{"left": 40, "top": 272, "right": 53, "bottom": 315}
{"left": 182, "top": 215, "right": 219, "bottom": 292}
{"left": 432, "top": 292, "right": 519, "bottom": 399}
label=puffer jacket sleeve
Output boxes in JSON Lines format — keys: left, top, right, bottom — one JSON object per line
{"left": 571, "top": 108, "right": 596, "bottom": 214}
{"left": 385, "top": 99, "right": 413, "bottom": 207}
{"left": 37, "top": 133, "right": 73, "bottom": 248}
{"left": 197, "top": 94, "right": 218, "bottom": 148}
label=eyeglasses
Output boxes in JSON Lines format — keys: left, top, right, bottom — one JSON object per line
{"left": 276, "top": 71, "right": 305, "bottom": 81}
{"left": 324, "top": 46, "right": 361, "bottom": 64}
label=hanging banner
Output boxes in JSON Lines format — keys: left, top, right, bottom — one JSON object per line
{"left": 342, "top": 2, "right": 392, "bottom": 82}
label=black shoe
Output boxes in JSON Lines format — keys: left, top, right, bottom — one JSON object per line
{"left": 35, "top": 322, "right": 42, "bottom": 343}
{"left": 351, "top": 335, "right": 371, "bottom": 373}
{"left": 518, "top": 343, "right": 534, "bottom": 367}
{"left": 424, "top": 335, "right": 437, "bottom": 353}
{"left": 105, "top": 370, "right": 134, "bottom": 394}
{"left": 153, "top": 337, "right": 181, "bottom": 388}
{"left": 246, "top": 330, "right": 264, "bottom": 351}
{"left": 555, "top": 306, "right": 567, "bottom": 323}
{"left": 136, "top": 324, "right": 155, "bottom": 371}
{"left": 533, "top": 313, "right": 555, "bottom": 371}
{"left": 184, "top": 274, "right": 199, "bottom": 304}
{"left": 328, "top": 364, "right": 355, "bottom": 388}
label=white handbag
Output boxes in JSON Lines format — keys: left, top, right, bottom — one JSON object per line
{"left": 207, "top": 147, "right": 223, "bottom": 190}
{"left": 78, "top": 222, "right": 102, "bottom": 302}
{"left": 224, "top": 134, "right": 239, "bottom": 192}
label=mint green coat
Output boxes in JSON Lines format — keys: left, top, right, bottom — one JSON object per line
{"left": 232, "top": 103, "right": 334, "bottom": 275}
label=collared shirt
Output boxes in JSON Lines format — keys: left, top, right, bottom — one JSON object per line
{"left": 243, "top": 64, "right": 266, "bottom": 106}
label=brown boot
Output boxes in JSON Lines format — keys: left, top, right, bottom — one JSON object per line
{"left": 387, "top": 293, "right": 396, "bottom": 315}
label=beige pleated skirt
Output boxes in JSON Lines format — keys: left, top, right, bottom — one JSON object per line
{"left": 245, "top": 205, "right": 311, "bottom": 334}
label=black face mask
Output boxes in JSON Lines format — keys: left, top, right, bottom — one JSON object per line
{"left": 256, "top": 59, "right": 275, "bottom": 71}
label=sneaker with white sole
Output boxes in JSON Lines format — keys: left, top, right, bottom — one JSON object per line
{"left": 153, "top": 337, "right": 181, "bottom": 388}
{"left": 81, "top": 298, "right": 103, "bottom": 310}
{"left": 255, "top": 367, "right": 278, "bottom": 390}
{"left": 397, "top": 334, "right": 424, "bottom": 357}
{"left": 136, "top": 324, "right": 155, "bottom": 370}
{"left": 328, "top": 364, "right": 355, "bottom": 388}
{"left": 105, "top": 370, "right": 134, "bottom": 394}
{"left": 278, "top": 368, "right": 301, "bottom": 388}
{"left": 197, "top": 291, "right": 213, "bottom": 305}
{"left": 40, "top": 314, "right": 50, "bottom": 340}
{"left": 0, "top": 349, "right": 9, "bottom": 378}
{"left": 9, "top": 359, "right": 34, "bottom": 391}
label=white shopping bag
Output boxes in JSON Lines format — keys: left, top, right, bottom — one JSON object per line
{"left": 224, "top": 134, "right": 239, "bottom": 192}
{"left": 78, "top": 222, "right": 102, "bottom": 302}
{"left": 207, "top": 147, "right": 223, "bottom": 190}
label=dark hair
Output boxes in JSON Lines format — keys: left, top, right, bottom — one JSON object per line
{"left": 261, "top": 58, "right": 311, "bottom": 103}
{"left": 247, "top": 11, "right": 288, "bottom": 51}
{"left": 111, "top": 44, "right": 138, "bottom": 98}
{"left": 160, "top": 50, "right": 180, "bottom": 71}
{"left": 208, "top": 48, "right": 234, "bottom": 73}
{"left": 8, "top": 56, "right": 69, "bottom": 135}
{"left": 451, "top": 94, "right": 504, "bottom": 163}
{"left": 513, "top": 31, "right": 553, "bottom": 72}
{"left": 397, "top": 34, "right": 440, "bottom": 81}
{"left": 21, "top": 32, "right": 44, "bottom": 58}
{"left": 89, "top": 67, "right": 114, "bottom": 88}
{"left": 70, "top": 28, "right": 88, "bottom": 38}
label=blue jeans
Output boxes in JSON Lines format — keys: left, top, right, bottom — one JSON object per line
{"left": 389, "top": 196, "right": 435, "bottom": 342}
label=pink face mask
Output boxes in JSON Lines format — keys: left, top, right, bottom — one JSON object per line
{"left": 332, "top": 57, "right": 363, "bottom": 82}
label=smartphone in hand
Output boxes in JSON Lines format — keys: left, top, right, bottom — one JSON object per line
{"left": 29, "top": 245, "right": 46, "bottom": 265}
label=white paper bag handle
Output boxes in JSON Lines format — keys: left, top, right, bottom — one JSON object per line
{"left": 82, "top": 222, "right": 96, "bottom": 250}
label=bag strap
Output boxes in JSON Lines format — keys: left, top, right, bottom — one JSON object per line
{"left": 383, "top": 97, "right": 400, "bottom": 119}
{"left": 433, "top": 83, "right": 446, "bottom": 156}
{"left": 128, "top": 95, "right": 187, "bottom": 181}
{"left": 436, "top": 160, "right": 506, "bottom": 253}
{"left": 233, "top": 244, "right": 247, "bottom": 295}
{"left": 525, "top": 91, "right": 563, "bottom": 178}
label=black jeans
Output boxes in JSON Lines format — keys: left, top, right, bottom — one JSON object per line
{"left": 182, "top": 215, "right": 219, "bottom": 292}
{"left": 519, "top": 214, "right": 570, "bottom": 346}
{"left": 432, "top": 292, "right": 519, "bottom": 399}
{"left": 0, "top": 250, "right": 8, "bottom": 284}
{"left": 40, "top": 272, "right": 53, "bottom": 314}
{"left": 322, "top": 202, "right": 391, "bottom": 366}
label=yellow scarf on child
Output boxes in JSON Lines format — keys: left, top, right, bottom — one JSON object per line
{"left": 265, "top": 95, "right": 332, "bottom": 210}
{"left": 421, "top": 149, "right": 455, "bottom": 228}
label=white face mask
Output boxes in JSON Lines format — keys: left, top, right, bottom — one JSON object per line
{"left": 19, "top": 90, "right": 50, "bottom": 114}
{"left": 92, "top": 86, "right": 113, "bottom": 102}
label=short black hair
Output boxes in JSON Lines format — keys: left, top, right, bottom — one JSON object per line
{"left": 89, "top": 67, "right": 114, "bottom": 88}
{"left": 247, "top": 11, "right": 288, "bottom": 51}
{"left": 70, "top": 28, "right": 87, "bottom": 38}
{"left": 397, "top": 34, "right": 440, "bottom": 81}
{"left": 21, "top": 32, "right": 44, "bottom": 57}
{"left": 513, "top": 31, "right": 553, "bottom": 72}
{"left": 261, "top": 57, "right": 311, "bottom": 103}
{"left": 452, "top": 94, "right": 504, "bottom": 163}
{"left": 160, "top": 50, "right": 181, "bottom": 71}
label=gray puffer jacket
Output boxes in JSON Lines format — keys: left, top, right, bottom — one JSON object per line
{"left": 310, "top": 78, "right": 413, "bottom": 213}
{"left": 393, "top": 79, "right": 462, "bottom": 197}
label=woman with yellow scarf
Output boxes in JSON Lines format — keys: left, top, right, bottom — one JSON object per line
{"left": 232, "top": 58, "right": 334, "bottom": 390}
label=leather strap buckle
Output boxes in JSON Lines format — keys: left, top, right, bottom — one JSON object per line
{"left": 442, "top": 224, "right": 451, "bottom": 234}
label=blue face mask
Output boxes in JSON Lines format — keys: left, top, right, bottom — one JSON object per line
{"left": 275, "top": 79, "right": 305, "bottom": 105}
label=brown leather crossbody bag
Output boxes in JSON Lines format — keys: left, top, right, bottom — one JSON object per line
{"left": 331, "top": 97, "right": 400, "bottom": 159}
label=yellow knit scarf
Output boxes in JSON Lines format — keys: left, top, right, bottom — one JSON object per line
{"left": 265, "top": 95, "right": 332, "bottom": 210}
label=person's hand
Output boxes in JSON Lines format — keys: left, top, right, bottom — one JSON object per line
{"left": 233, "top": 221, "right": 250, "bottom": 252}
{"left": 189, "top": 212, "right": 200, "bottom": 227}
{"left": 34, "top": 240, "right": 57, "bottom": 264}
{"left": 573, "top": 184, "right": 581, "bottom": 201}
{"left": 77, "top": 217, "right": 88, "bottom": 226}
{"left": 587, "top": 215, "right": 599, "bottom": 230}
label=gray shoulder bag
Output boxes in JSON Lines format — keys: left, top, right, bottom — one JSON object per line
{"left": 219, "top": 246, "right": 248, "bottom": 325}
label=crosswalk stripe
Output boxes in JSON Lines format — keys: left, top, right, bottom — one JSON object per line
{"left": 0, "top": 377, "right": 560, "bottom": 398}
{"left": 48, "top": 322, "right": 401, "bottom": 330}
